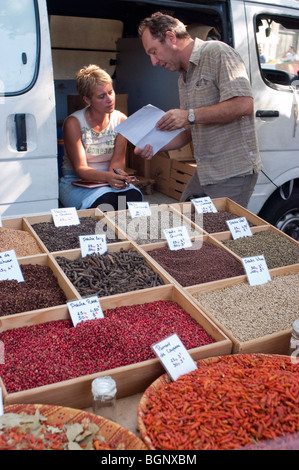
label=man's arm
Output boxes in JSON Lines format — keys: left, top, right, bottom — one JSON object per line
{"left": 134, "top": 129, "right": 191, "bottom": 160}
{"left": 156, "top": 96, "right": 254, "bottom": 131}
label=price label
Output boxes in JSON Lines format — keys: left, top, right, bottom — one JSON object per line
{"left": 0, "top": 250, "right": 24, "bottom": 282}
{"left": 51, "top": 207, "right": 80, "bottom": 227}
{"left": 127, "top": 201, "right": 151, "bottom": 218}
{"left": 226, "top": 217, "right": 252, "bottom": 239}
{"left": 152, "top": 333, "right": 197, "bottom": 381}
{"left": 0, "top": 388, "right": 3, "bottom": 416}
{"left": 242, "top": 255, "right": 271, "bottom": 286}
{"left": 67, "top": 296, "right": 104, "bottom": 327}
{"left": 164, "top": 226, "right": 192, "bottom": 251}
{"left": 191, "top": 196, "right": 218, "bottom": 214}
{"left": 79, "top": 234, "right": 107, "bottom": 257}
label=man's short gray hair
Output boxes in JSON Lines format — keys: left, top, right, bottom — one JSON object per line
{"left": 138, "top": 11, "right": 190, "bottom": 42}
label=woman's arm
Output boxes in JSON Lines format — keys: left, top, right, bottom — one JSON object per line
{"left": 63, "top": 115, "right": 127, "bottom": 187}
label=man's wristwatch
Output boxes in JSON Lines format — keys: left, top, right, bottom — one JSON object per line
{"left": 188, "top": 109, "right": 196, "bottom": 125}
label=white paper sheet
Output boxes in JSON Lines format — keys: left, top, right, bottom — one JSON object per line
{"left": 115, "top": 104, "right": 184, "bottom": 155}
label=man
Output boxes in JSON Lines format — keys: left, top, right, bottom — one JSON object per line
{"left": 135, "top": 12, "right": 262, "bottom": 207}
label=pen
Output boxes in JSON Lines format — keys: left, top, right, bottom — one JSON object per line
{"left": 113, "top": 169, "right": 138, "bottom": 185}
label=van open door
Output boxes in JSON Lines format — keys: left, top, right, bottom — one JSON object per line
{"left": 0, "top": 0, "right": 58, "bottom": 218}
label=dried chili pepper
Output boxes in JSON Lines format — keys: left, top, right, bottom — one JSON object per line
{"left": 140, "top": 354, "right": 299, "bottom": 450}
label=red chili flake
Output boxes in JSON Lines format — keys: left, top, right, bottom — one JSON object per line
{"left": 140, "top": 354, "right": 299, "bottom": 450}
{"left": 0, "top": 301, "right": 214, "bottom": 393}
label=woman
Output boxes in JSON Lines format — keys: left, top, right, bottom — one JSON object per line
{"left": 59, "top": 65, "right": 142, "bottom": 211}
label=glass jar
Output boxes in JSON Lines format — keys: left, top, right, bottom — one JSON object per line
{"left": 289, "top": 318, "right": 299, "bottom": 357}
{"left": 91, "top": 376, "right": 117, "bottom": 422}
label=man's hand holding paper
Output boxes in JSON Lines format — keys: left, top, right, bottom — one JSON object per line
{"left": 115, "top": 104, "right": 184, "bottom": 156}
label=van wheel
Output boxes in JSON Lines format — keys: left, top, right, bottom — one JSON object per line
{"left": 259, "top": 187, "right": 299, "bottom": 241}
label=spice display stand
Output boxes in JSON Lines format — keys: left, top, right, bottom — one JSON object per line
{"left": 0, "top": 197, "right": 298, "bottom": 427}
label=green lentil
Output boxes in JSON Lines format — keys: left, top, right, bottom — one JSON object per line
{"left": 222, "top": 231, "right": 299, "bottom": 269}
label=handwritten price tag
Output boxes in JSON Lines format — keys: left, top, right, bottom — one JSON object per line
{"left": 226, "top": 217, "right": 252, "bottom": 239}
{"left": 191, "top": 196, "right": 218, "bottom": 214}
{"left": 0, "top": 250, "right": 24, "bottom": 282}
{"left": 164, "top": 226, "right": 192, "bottom": 251}
{"left": 51, "top": 207, "right": 80, "bottom": 227}
{"left": 79, "top": 234, "right": 107, "bottom": 257}
{"left": 127, "top": 201, "right": 151, "bottom": 218}
{"left": 242, "top": 255, "right": 271, "bottom": 286}
{"left": 68, "top": 296, "right": 104, "bottom": 327}
{"left": 152, "top": 333, "right": 197, "bottom": 381}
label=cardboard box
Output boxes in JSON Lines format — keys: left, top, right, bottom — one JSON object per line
{"left": 149, "top": 152, "right": 172, "bottom": 194}
{"left": 0, "top": 284, "right": 232, "bottom": 409}
{"left": 168, "top": 144, "right": 194, "bottom": 161}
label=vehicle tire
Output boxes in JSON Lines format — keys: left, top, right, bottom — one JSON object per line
{"left": 259, "top": 186, "right": 299, "bottom": 241}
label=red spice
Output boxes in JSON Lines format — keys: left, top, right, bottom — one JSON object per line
{"left": 140, "top": 354, "right": 299, "bottom": 450}
{"left": 0, "top": 300, "right": 214, "bottom": 393}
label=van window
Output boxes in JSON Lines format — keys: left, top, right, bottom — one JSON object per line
{"left": 256, "top": 15, "right": 299, "bottom": 88}
{"left": 0, "top": 0, "right": 39, "bottom": 96}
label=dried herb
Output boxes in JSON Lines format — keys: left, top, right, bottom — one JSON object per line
{"left": 0, "top": 409, "right": 114, "bottom": 450}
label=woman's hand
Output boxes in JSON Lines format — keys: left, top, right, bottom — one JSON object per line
{"left": 107, "top": 169, "right": 132, "bottom": 190}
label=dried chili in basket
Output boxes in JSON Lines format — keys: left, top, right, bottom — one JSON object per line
{"left": 140, "top": 354, "right": 299, "bottom": 450}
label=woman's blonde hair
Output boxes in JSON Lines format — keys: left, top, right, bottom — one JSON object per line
{"left": 75, "top": 65, "right": 112, "bottom": 99}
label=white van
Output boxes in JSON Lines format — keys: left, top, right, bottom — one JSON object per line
{"left": 1, "top": 0, "right": 299, "bottom": 240}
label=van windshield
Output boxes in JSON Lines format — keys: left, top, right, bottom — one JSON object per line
{"left": 0, "top": 0, "right": 39, "bottom": 95}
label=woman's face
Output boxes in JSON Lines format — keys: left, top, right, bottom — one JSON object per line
{"left": 87, "top": 82, "right": 115, "bottom": 114}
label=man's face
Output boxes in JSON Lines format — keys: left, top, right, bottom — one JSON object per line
{"left": 141, "top": 28, "right": 180, "bottom": 72}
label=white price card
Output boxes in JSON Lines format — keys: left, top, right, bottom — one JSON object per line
{"left": 79, "top": 234, "right": 107, "bottom": 257}
{"left": 191, "top": 196, "right": 218, "bottom": 214}
{"left": 0, "top": 216, "right": 2, "bottom": 227}
{"left": 68, "top": 296, "right": 104, "bottom": 327}
{"left": 226, "top": 217, "right": 252, "bottom": 239}
{"left": 127, "top": 201, "right": 151, "bottom": 218}
{"left": 0, "top": 250, "right": 24, "bottom": 282}
{"left": 164, "top": 226, "right": 192, "bottom": 251}
{"left": 242, "top": 255, "right": 271, "bottom": 286}
{"left": 51, "top": 207, "right": 80, "bottom": 227}
{"left": 152, "top": 333, "right": 197, "bottom": 381}
{"left": 0, "top": 387, "right": 3, "bottom": 416}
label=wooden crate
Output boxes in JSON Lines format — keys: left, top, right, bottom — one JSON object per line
{"left": 186, "top": 264, "right": 299, "bottom": 354}
{"left": 0, "top": 254, "right": 80, "bottom": 327}
{"left": 23, "top": 209, "right": 128, "bottom": 253}
{"left": 171, "top": 197, "right": 270, "bottom": 234}
{"left": 0, "top": 216, "right": 47, "bottom": 256}
{"left": 51, "top": 241, "right": 174, "bottom": 298}
{"left": 140, "top": 234, "right": 245, "bottom": 289}
{"left": 213, "top": 224, "right": 299, "bottom": 266}
{"left": 104, "top": 205, "right": 204, "bottom": 247}
{"left": 0, "top": 284, "right": 232, "bottom": 409}
{"left": 166, "top": 160, "right": 197, "bottom": 201}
